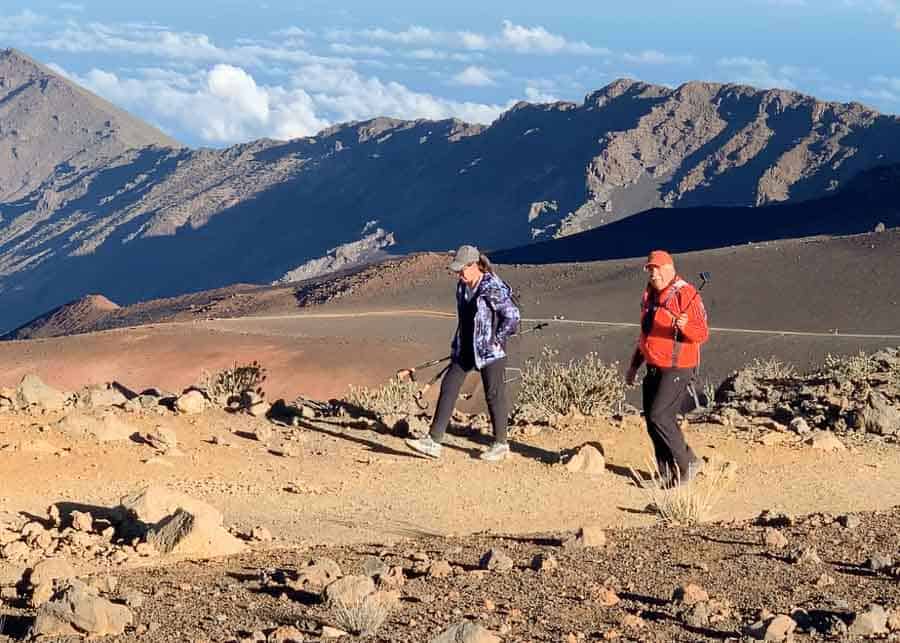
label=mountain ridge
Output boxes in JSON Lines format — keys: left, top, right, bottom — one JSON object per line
{"left": 2, "top": 49, "right": 900, "bottom": 331}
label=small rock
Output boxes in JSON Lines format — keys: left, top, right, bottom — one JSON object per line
{"left": 32, "top": 579, "right": 133, "bottom": 637}
{"left": 682, "top": 601, "right": 711, "bottom": 628}
{"left": 254, "top": 424, "right": 273, "bottom": 443}
{"left": 850, "top": 604, "right": 888, "bottom": 637}
{"left": 761, "top": 615, "right": 797, "bottom": 641}
{"left": 479, "top": 548, "right": 514, "bottom": 573}
{"left": 672, "top": 583, "right": 709, "bottom": 606}
{"left": 837, "top": 514, "right": 861, "bottom": 529}
{"left": 321, "top": 625, "right": 349, "bottom": 638}
{"left": 428, "top": 560, "right": 453, "bottom": 579}
{"left": 531, "top": 553, "right": 558, "bottom": 573}
{"left": 807, "top": 431, "right": 845, "bottom": 452}
{"left": 790, "top": 546, "right": 822, "bottom": 566}
{"left": 594, "top": 587, "right": 620, "bottom": 607}
{"left": 250, "top": 526, "right": 273, "bottom": 542}
{"left": 268, "top": 625, "right": 305, "bottom": 642}
{"left": 71, "top": 511, "right": 93, "bottom": 533}
{"left": 789, "top": 417, "right": 811, "bottom": 434}
{"left": 430, "top": 621, "right": 500, "bottom": 643}
{"left": 564, "top": 444, "right": 606, "bottom": 475}
{"left": 175, "top": 390, "right": 207, "bottom": 415}
{"left": 763, "top": 528, "right": 788, "bottom": 549}
{"left": 562, "top": 525, "right": 606, "bottom": 549}
{"left": 866, "top": 553, "right": 894, "bottom": 573}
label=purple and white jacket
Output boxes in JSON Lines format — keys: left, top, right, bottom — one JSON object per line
{"left": 450, "top": 272, "right": 521, "bottom": 369}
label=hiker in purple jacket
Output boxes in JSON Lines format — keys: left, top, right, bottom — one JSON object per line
{"left": 406, "top": 245, "right": 520, "bottom": 462}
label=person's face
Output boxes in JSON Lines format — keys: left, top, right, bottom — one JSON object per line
{"left": 457, "top": 262, "right": 481, "bottom": 285}
{"left": 647, "top": 263, "right": 676, "bottom": 291}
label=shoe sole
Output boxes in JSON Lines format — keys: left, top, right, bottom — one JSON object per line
{"left": 405, "top": 440, "right": 441, "bottom": 459}
{"left": 480, "top": 450, "right": 510, "bottom": 462}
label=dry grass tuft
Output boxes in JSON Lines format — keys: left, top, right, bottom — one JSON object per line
{"left": 744, "top": 356, "right": 797, "bottom": 380}
{"left": 517, "top": 347, "right": 625, "bottom": 418}
{"left": 631, "top": 459, "right": 732, "bottom": 526}
{"left": 331, "top": 595, "right": 390, "bottom": 637}
{"left": 198, "top": 360, "right": 267, "bottom": 405}
{"left": 345, "top": 376, "right": 420, "bottom": 417}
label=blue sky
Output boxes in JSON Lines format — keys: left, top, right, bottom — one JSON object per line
{"left": 2, "top": 0, "right": 898, "bottom": 147}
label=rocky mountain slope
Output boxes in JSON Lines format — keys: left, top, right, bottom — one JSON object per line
{"left": 0, "top": 49, "right": 179, "bottom": 203}
{"left": 2, "top": 48, "right": 900, "bottom": 332}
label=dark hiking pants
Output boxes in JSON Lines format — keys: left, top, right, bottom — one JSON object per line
{"left": 429, "top": 358, "right": 509, "bottom": 445}
{"left": 642, "top": 366, "right": 696, "bottom": 480}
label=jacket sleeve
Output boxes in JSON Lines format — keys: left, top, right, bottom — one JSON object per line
{"left": 675, "top": 286, "right": 709, "bottom": 344}
{"left": 484, "top": 282, "right": 520, "bottom": 343}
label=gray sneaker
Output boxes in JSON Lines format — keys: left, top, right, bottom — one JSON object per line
{"left": 480, "top": 442, "right": 510, "bottom": 462}
{"left": 405, "top": 435, "right": 442, "bottom": 459}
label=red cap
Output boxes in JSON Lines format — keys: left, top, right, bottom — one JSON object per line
{"left": 644, "top": 250, "right": 674, "bottom": 270}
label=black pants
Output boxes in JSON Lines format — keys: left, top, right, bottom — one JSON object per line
{"left": 642, "top": 366, "right": 696, "bottom": 478}
{"left": 429, "top": 358, "right": 509, "bottom": 444}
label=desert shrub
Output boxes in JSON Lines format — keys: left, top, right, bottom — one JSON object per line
{"left": 517, "top": 347, "right": 625, "bottom": 418}
{"left": 332, "top": 595, "right": 389, "bottom": 637}
{"left": 198, "top": 360, "right": 267, "bottom": 405}
{"left": 744, "top": 356, "right": 797, "bottom": 380}
{"left": 631, "top": 459, "right": 731, "bottom": 526}
{"left": 345, "top": 376, "right": 419, "bottom": 416}
{"left": 819, "top": 351, "right": 877, "bottom": 382}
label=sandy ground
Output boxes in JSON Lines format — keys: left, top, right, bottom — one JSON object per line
{"left": 2, "top": 404, "right": 899, "bottom": 547}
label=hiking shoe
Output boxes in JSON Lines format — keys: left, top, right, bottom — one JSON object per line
{"left": 405, "top": 435, "right": 442, "bottom": 459}
{"left": 479, "top": 442, "right": 510, "bottom": 462}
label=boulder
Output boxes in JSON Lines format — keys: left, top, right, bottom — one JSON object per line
{"left": 562, "top": 525, "right": 607, "bottom": 549}
{"left": 29, "top": 557, "right": 76, "bottom": 588}
{"left": 806, "top": 431, "right": 845, "bottom": 452}
{"left": 146, "top": 508, "right": 244, "bottom": 558}
{"left": 672, "top": 583, "right": 708, "bottom": 606}
{"left": 32, "top": 579, "right": 133, "bottom": 638}
{"left": 79, "top": 383, "right": 130, "bottom": 409}
{"left": 479, "top": 548, "right": 513, "bottom": 573}
{"left": 17, "top": 374, "right": 67, "bottom": 411}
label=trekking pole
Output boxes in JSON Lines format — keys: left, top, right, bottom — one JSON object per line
{"left": 671, "top": 271, "right": 711, "bottom": 342}
{"left": 410, "top": 322, "right": 550, "bottom": 409}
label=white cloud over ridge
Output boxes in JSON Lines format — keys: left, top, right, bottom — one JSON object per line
{"left": 451, "top": 66, "right": 496, "bottom": 87}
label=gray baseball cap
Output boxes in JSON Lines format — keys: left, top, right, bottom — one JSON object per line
{"left": 448, "top": 244, "right": 480, "bottom": 272}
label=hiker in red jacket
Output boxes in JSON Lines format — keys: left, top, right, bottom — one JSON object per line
{"left": 625, "top": 250, "right": 709, "bottom": 486}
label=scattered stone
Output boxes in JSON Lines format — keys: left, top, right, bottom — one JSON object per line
{"left": 254, "top": 424, "right": 273, "bottom": 442}
{"left": 251, "top": 526, "right": 273, "bottom": 542}
{"left": 479, "top": 548, "right": 514, "bottom": 573}
{"left": 428, "top": 560, "right": 453, "bottom": 578}
{"left": 142, "top": 424, "right": 179, "bottom": 453}
{"left": 807, "top": 431, "right": 845, "bottom": 452}
{"left": 594, "top": 587, "right": 620, "bottom": 607}
{"left": 32, "top": 579, "right": 133, "bottom": 637}
{"left": 531, "top": 553, "right": 558, "bottom": 572}
{"left": 291, "top": 558, "right": 342, "bottom": 590}
{"left": 866, "top": 553, "right": 894, "bottom": 573}
{"left": 790, "top": 546, "right": 822, "bottom": 566}
{"left": 564, "top": 444, "right": 606, "bottom": 475}
{"left": 175, "top": 390, "right": 207, "bottom": 415}
{"left": 682, "top": 601, "right": 711, "bottom": 628}
{"left": 672, "top": 583, "right": 709, "bottom": 606}
{"left": 56, "top": 411, "right": 137, "bottom": 442}
{"left": 814, "top": 573, "right": 835, "bottom": 588}
{"left": 430, "top": 621, "right": 501, "bottom": 643}
{"left": 763, "top": 528, "right": 788, "bottom": 549}
{"left": 268, "top": 625, "right": 305, "bottom": 642}
{"left": 17, "top": 374, "right": 67, "bottom": 411}
{"left": 837, "top": 514, "right": 861, "bottom": 529}
{"left": 789, "top": 417, "right": 811, "bottom": 435}
{"left": 321, "top": 625, "right": 349, "bottom": 638}
{"left": 562, "top": 525, "right": 606, "bottom": 549}
{"left": 850, "top": 604, "right": 888, "bottom": 637}
{"left": 71, "top": 511, "right": 93, "bottom": 533}
{"left": 864, "top": 391, "right": 900, "bottom": 436}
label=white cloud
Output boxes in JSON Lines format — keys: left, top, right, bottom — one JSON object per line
{"left": 498, "top": 20, "right": 607, "bottom": 55}
{"left": 62, "top": 61, "right": 506, "bottom": 145}
{"left": 329, "top": 43, "right": 390, "bottom": 57}
{"left": 334, "top": 21, "right": 609, "bottom": 57}
{"left": 717, "top": 56, "right": 797, "bottom": 90}
{"left": 0, "top": 9, "right": 45, "bottom": 29}
{"left": 451, "top": 66, "right": 495, "bottom": 87}
{"left": 623, "top": 49, "right": 693, "bottom": 65}
{"left": 58, "top": 2, "right": 85, "bottom": 11}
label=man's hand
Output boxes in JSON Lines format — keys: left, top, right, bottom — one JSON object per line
{"left": 675, "top": 312, "right": 689, "bottom": 332}
{"left": 625, "top": 365, "right": 638, "bottom": 387}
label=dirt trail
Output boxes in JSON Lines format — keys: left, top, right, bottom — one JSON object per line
{"left": 2, "top": 407, "right": 898, "bottom": 547}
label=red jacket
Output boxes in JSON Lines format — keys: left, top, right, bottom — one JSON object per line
{"left": 638, "top": 277, "right": 708, "bottom": 368}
